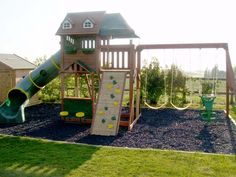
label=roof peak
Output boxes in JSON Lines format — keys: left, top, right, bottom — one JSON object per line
{"left": 66, "top": 11, "right": 106, "bottom": 15}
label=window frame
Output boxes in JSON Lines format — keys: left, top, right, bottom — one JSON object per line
{"left": 62, "top": 20, "right": 72, "bottom": 29}
{"left": 83, "top": 19, "right": 94, "bottom": 29}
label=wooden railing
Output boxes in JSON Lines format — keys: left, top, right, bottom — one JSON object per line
{"left": 100, "top": 45, "right": 135, "bottom": 70}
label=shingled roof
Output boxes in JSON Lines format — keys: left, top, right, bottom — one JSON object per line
{"left": 100, "top": 13, "right": 138, "bottom": 38}
{"left": 56, "top": 11, "right": 138, "bottom": 38}
{"left": 0, "top": 54, "right": 35, "bottom": 70}
{"left": 56, "top": 11, "right": 105, "bottom": 35}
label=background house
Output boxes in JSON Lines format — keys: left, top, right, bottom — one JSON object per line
{"left": 0, "top": 54, "right": 36, "bottom": 103}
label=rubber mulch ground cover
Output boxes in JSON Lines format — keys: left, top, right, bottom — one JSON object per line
{"left": 0, "top": 103, "right": 236, "bottom": 154}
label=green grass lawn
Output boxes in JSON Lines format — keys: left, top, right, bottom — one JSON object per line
{"left": 0, "top": 135, "right": 236, "bottom": 177}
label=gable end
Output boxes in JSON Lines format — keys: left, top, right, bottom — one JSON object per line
{"left": 62, "top": 19, "right": 72, "bottom": 29}
{"left": 83, "top": 19, "right": 94, "bottom": 29}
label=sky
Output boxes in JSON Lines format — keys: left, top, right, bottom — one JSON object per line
{"left": 0, "top": 0, "right": 235, "bottom": 70}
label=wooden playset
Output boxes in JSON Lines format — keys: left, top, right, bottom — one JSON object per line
{"left": 55, "top": 11, "right": 236, "bottom": 135}
{"left": 56, "top": 11, "right": 140, "bottom": 135}
{"left": 1, "top": 11, "right": 236, "bottom": 136}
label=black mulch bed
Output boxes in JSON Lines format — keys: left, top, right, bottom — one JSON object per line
{"left": 1, "top": 103, "right": 236, "bottom": 154}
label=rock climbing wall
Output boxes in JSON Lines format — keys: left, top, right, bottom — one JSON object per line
{"left": 91, "top": 71, "right": 127, "bottom": 136}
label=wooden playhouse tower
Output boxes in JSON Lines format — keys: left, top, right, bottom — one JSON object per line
{"left": 56, "top": 11, "right": 141, "bottom": 135}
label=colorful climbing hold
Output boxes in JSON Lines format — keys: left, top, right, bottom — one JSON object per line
{"left": 110, "top": 94, "right": 115, "bottom": 99}
{"left": 114, "top": 88, "right": 121, "bottom": 94}
{"left": 112, "top": 80, "right": 118, "bottom": 85}
{"left": 110, "top": 76, "right": 114, "bottom": 80}
{"left": 99, "top": 110, "right": 105, "bottom": 116}
{"left": 106, "top": 83, "right": 113, "bottom": 90}
{"left": 104, "top": 106, "right": 108, "bottom": 111}
{"left": 111, "top": 116, "right": 116, "bottom": 121}
{"left": 108, "top": 124, "right": 114, "bottom": 129}
{"left": 113, "top": 101, "right": 118, "bottom": 107}
{"left": 102, "top": 119, "right": 106, "bottom": 123}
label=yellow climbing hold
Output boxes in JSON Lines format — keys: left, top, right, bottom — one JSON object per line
{"left": 76, "top": 112, "right": 85, "bottom": 118}
{"left": 99, "top": 110, "right": 105, "bottom": 116}
{"left": 113, "top": 101, "right": 119, "bottom": 107}
{"left": 106, "top": 83, "right": 113, "bottom": 90}
{"left": 60, "top": 111, "right": 69, "bottom": 117}
{"left": 114, "top": 88, "right": 121, "bottom": 94}
{"left": 108, "top": 124, "right": 113, "bottom": 129}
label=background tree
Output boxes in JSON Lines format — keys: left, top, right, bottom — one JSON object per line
{"left": 34, "top": 55, "right": 47, "bottom": 66}
{"left": 202, "top": 65, "right": 225, "bottom": 95}
{"left": 141, "top": 57, "right": 164, "bottom": 104}
{"left": 34, "top": 56, "right": 61, "bottom": 103}
{"left": 204, "top": 65, "right": 226, "bottom": 79}
{"left": 166, "top": 65, "right": 188, "bottom": 106}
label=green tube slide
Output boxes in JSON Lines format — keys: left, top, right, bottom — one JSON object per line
{"left": 0, "top": 51, "right": 61, "bottom": 123}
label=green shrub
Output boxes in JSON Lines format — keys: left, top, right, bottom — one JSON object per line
{"left": 201, "top": 81, "right": 214, "bottom": 95}
{"left": 38, "top": 77, "right": 60, "bottom": 103}
{"left": 141, "top": 57, "right": 165, "bottom": 104}
{"left": 166, "top": 64, "right": 189, "bottom": 106}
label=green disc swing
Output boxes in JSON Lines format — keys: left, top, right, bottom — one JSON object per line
{"left": 199, "top": 79, "right": 217, "bottom": 121}
{"left": 199, "top": 49, "right": 219, "bottom": 122}
{"left": 200, "top": 95, "right": 216, "bottom": 121}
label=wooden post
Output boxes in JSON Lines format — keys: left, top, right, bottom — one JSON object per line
{"left": 132, "top": 45, "right": 135, "bottom": 70}
{"left": 91, "top": 72, "right": 95, "bottom": 117}
{"left": 128, "top": 45, "right": 136, "bottom": 128}
{"left": 122, "top": 51, "right": 125, "bottom": 68}
{"left": 226, "top": 85, "right": 230, "bottom": 116}
{"left": 117, "top": 52, "right": 120, "bottom": 68}
{"left": 96, "top": 36, "right": 101, "bottom": 72}
{"left": 135, "top": 76, "right": 140, "bottom": 119}
{"left": 111, "top": 52, "right": 114, "bottom": 68}
{"left": 128, "top": 71, "right": 134, "bottom": 129}
{"left": 136, "top": 51, "right": 141, "bottom": 118}
{"left": 60, "top": 36, "right": 65, "bottom": 111}
{"left": 226, "top": 49, "right": 230, "bottom": 117}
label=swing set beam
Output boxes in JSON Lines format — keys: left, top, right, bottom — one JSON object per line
{"left": 136, "top": 43, "right": 235, "bottom": 117}
{"left": 136, "top": 43, "right": 228, "bottom": 51}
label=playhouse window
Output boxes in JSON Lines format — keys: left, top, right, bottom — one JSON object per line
{"left": 83, "top": 19, "right": 94, "bottom": 28}
{"left": 62, "top": 20, "right": 72, "bottom": 29}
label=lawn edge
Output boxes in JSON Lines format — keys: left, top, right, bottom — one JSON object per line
{"left": 1, "top": 133, "right": 235, "bottom": 157}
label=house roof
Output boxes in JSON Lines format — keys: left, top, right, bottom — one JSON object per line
{"left": 100, "top": 13, "right": 139, "bottom": 38}
{"left": 56, "top": 11, "right": 106, "bottom": 35}
{"left": 0, "top": 54, "right": 36, "bottom": 70}
{"left": 56, "top": 11, "right": 138, "bottom": 38}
